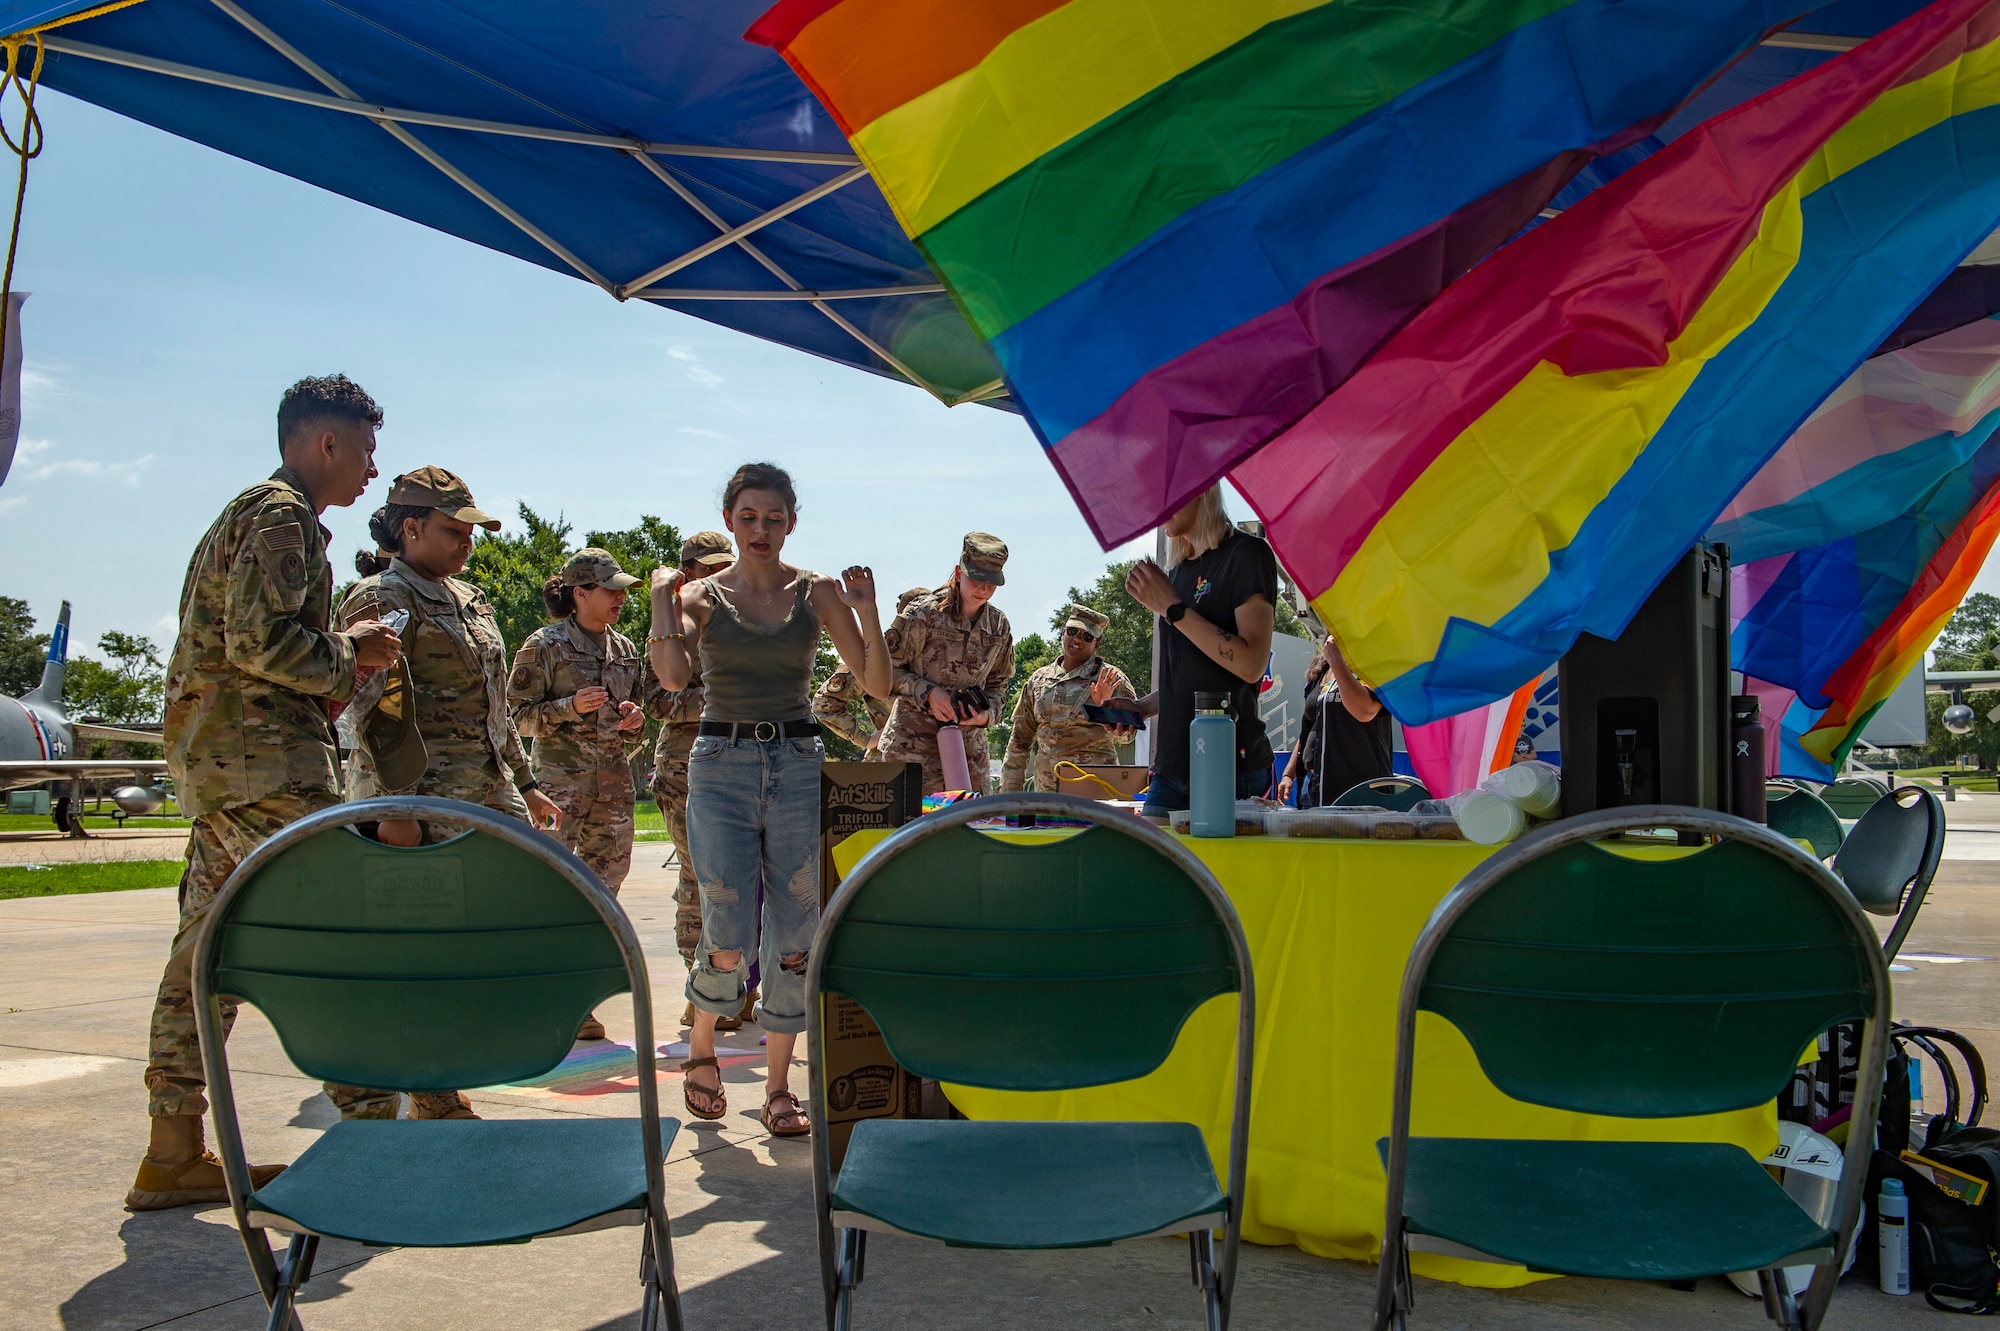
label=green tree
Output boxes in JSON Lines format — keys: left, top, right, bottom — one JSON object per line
{"left": 583, "top": 515, "right": 683, "bottom": 648}
{"left": 460, "top": 504, "right": 577, "bottom": 659}
{"left": 65, "top": 632, "right": 165, "bottom": 758}
{"left": 1932, "top": 592, "right": 2000, "bottom": 669}
{"left": 0, "top": 596, "right": 49, "bottom": 697}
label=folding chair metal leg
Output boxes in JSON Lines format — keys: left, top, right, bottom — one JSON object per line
{"left": 831, "top": 1227, "right": 864, "bottom": 1331}
{"left": 1758, "top": 1269, "right": 1803, "bottom": 1330}
{"left": 1372, "top": 1221, "right": 1413, "bottom": 1331}
{"left": 640, "top": 1215, "right": 685, "bottom": 1331}
{"left": 1189, "top": 1230, "right": 1221, "bottom": 1331}
{"left": 262, "top": 1233, "right": 317, "bottom": 1331}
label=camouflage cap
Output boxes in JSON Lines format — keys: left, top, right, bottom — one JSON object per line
{"left": 1063, "top": 603, "right": 1110, "bottom": 638}
{"left": 898, "top": 585, "right": 930, "bottom": 610}
{"left": 680, "top": 530, "right": 734, "bottom": 568}
{"left": 960, "top": 531, "right": 1008, "bottom": 586}
{"left": 386, "top": 465, "right": 501, "bottom": 530}
{"left": 561, "top": 547, "right": 640, "bottom": 590}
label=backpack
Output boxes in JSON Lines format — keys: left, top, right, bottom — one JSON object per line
{"left": 1838, "top": 1027, "right": 2000, "bottom": 1312}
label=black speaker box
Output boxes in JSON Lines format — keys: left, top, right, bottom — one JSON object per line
{"left": 1558, "top": 543, "right": 1732, "bottom": 819}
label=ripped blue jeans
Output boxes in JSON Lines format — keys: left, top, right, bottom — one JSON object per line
{"left": 683, "top": 733, "right": 823, "bottom": 1034}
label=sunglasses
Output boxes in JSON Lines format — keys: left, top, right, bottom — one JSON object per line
{"left": 1063, "top": 626, "right": 1098, "bottom": 639}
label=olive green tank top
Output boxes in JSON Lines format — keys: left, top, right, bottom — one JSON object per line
{"left": 698, "top": 570, "right": 820, "bottom": 722}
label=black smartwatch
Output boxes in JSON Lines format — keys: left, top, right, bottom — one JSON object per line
{"left": 1165, "top": 601, "right": 1188, "bottom": 624}
{"left": 518, "top": 780, "right": 542, "bottom": 794}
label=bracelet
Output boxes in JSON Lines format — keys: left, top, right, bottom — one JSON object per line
{"left": 647, "top": 631, "right": 686, "bottom": 643}
{"left": 518, "top": 780, "right": 542, "bottom": 794}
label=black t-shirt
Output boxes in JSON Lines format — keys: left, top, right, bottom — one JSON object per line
{"left": 1154, "top": 529, "right": 1279, "bottom": 780}
{"left": 1297, "top": 678, "right": 1394, "bottom": 805}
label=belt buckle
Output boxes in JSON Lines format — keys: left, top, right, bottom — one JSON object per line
{"left": 753, "top": 720, "right": 778, "bottom": 743}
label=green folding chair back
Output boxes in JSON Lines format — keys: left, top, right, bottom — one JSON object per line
{"left": 1333, "top": 777, "right": 1431, "bottom": 811}
{"left": 193, "top": 797, "right": 682, "bottom": 1331}
{"left": 809, "top": 793, "right": 1254, "bottom": 1331}
{"left": 1376, "top": 807, "right": 1889, "bottom": 1331}
{"left": 819, "top": 815, "right": 1239, "bottom": 1093}
{"left": 1765, "top": 784, "right": 1844, "bottom": 859}
{"left": 1821, "top": 777, "right": 1887, "bottom": 819}
{"left": 1832, "top": 784, "right": 1944, "bottom": 962}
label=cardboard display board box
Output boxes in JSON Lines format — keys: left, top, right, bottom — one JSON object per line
{"left": 1056, "top": 763, "right": 1150, "bottom": 801}
{"left": 819, "top": 760, "right": 925, "bottom": 1166}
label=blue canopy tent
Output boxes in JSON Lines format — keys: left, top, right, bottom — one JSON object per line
{"left": 0, "top": 0, "right": 1011, "bottom": 408}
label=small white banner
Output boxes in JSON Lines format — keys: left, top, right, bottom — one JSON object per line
{"left": 0, "top": 291, "right": 27, "bottom": 487}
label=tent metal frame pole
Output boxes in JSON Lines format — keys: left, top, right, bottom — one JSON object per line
{"left": 612, "top": 164, "right": 869, "bottom": 298}
{"left": 207, "top": 0, "right": 616, "bottom": 294}
{"left": 627, "top": 285, "right": 943, "bottom": 301}
{"left": 39, "top": 35, "right": 860, "bottom": 165}
{"left": 624, "top": 149, "right": 956, "bottom": 401}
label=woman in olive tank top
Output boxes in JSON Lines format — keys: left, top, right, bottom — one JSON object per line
{"left": 647, "top": 463, "right": 888, "bottom": 1137}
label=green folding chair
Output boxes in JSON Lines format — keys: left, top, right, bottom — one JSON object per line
{"left": 192, "top": 796, "right": 684, "bottom": 1331}
{"left": 1333, "top": 777, "right": 1432, "bottom": 811}
{"left": 808, "top": 793, "right": 1253, "bottom": 1331}
{"left": 1821, "top": 777, "right": 1888, "bottom": 820}
{"left": 1765, "top": 783, "right": 1844, "bottom": 859}
{"left": 1376, "top": 806, "right": 1889, "bottom": 1331}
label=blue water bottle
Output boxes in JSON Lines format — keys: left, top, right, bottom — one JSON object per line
{"left": 1189, "top": 692, "right": 1236, "bottom": 838}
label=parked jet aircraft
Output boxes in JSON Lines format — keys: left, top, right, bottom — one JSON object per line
{"left": 1, "top": 602, "right": 168, "bottom": 835}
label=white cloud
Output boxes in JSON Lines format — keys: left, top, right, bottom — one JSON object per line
{"left": 14, "top": 439, "right": 156, "bottom": 487}
{"left": 19, "top": 363, "right": 68, "bottom": 405}
{"left": 0, "top": 494, "right": 23, "bottom": 514}
{"left": 677, "top": 426, "right": 732, "bottom": 440}
{"left": 667, "top": 344, "right": 724, "bottom": 388}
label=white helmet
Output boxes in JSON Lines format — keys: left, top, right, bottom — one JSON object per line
{"left": 1727, "top": 1121, "right": 1859, "bottom": 1297}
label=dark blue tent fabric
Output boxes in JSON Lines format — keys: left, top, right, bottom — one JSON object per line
{"left": 1, "top": 0, "right": 1010, "bottom": 405}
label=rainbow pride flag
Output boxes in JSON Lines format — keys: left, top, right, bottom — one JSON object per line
{"left": 748, "top": 0, "right": 1825, "bottom": 547}
{"left": 1728, "top": 313, "right": 2000, "bottom": 775}
{"left": 1232, "top": 0, "right": 2000, "bottom": 727}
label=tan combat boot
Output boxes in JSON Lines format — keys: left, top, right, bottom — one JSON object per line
{"left": 409, "top": 1091, "right": 479, "bottom": 1121}
{"left": 126, "top": 1114, "right": 285, "bottom": 1211}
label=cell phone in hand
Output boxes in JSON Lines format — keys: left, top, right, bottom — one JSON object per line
{"left": 1083, "top": 702, "right": 1146, "bottom": 729}
{"left": 381, "top": 609, "right": 409, "bottom": 632}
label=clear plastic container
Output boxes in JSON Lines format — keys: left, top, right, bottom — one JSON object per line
{"left": 1263, "top": 807, "right": 1462, "bottom": 840}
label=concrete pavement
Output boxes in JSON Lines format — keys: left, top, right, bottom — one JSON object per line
{"left": 3, "top": 838, "right": 1995, "bottom": 1329}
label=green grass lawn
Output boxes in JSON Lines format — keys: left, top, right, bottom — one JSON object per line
{"left": 1887, "top": 765, "right": 2000, "bottom": 793}
{"left": 0, "top": 859, "right": 182, "bottom": 900}
{"left": 0, "top": 813, "right": 192, "bottom": 833}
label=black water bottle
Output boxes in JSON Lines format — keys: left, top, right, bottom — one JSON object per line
{"left": 1731, "top": 695, "right": 1767, "bottom": 824}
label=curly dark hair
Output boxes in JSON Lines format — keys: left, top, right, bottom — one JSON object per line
{"left": 543, "top": 575, "right": 577, "bottom": 620}
{"left": 278, "top": 374, "right": 383, "bottom": 452}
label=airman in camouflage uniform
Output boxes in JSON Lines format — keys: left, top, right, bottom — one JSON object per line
{"left": 879, "top": 535, "right": 1015, "bottom": 795}
{"left": 813, "top": 586, "right": 926, "bottom": 755}
{"left": 326, "top": 467, "right": 554, "bottom": 1120}
{"left": 648, "top": 531, "right": 734, "bottom": 968}
{"left": 133, "top": 374, "right": 396, "bottom": 1211}
{"left": 1003, "top": 603, "right": 1137, "bottom": 792}
{"left": 509, "top": 549, "right": 669, "bottom": 898}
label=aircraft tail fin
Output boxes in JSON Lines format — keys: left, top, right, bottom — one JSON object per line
{"left": 23, "top": 600, "right": 68, "bottom": 709}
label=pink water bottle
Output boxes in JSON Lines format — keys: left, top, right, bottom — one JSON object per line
{"left": 937, "top": 724, "right": 974, "bottom": 793}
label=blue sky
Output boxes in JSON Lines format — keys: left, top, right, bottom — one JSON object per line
{"left": 0, "top": 89, "right": 1149, "bottom": 663}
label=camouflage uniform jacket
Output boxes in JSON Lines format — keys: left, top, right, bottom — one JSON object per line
{"left": 335, "top": 560, "right": 530, "bottom": 800}
{"left": 1002, "top": 656, "right": 1136, "bottom": 792}
{"left": 812, "top": 665, "right": 890, "bottom": 752}
{"left": 648, "top": 675, "right": 705, "bottom": 799}
{"left": 878, "top": 590, "right": 1014, "bottom": 768}
{"left": 507, "top": 616, "right": 668, "bottom": 802}
{"left": 164, "top": 466, "right": 356, "bottom": 818}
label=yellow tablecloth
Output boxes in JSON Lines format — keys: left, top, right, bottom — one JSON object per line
{"left": 830, "top": 827, "right": 1779, "bottom": 1288}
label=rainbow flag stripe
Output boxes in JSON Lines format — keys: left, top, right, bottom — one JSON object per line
{"left": 748, "top": 0, "right": 1821, "bottom": 546}
{"left": 1729, "top": 314, "right": 2000, "bottom": 774}
{"left": 1232, "top": 0, "right": 2000, "bottom": 727}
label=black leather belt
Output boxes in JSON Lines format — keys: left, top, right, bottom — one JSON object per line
{"left": 698, "top": 718, "right": 819, "bottom": 742}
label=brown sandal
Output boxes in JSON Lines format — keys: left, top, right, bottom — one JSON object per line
{"left": 681, "top": 1058, "right": 725, "bottom": 1121}
{"left": 761, "top": 1089, "right": 811, "bottom": 1138}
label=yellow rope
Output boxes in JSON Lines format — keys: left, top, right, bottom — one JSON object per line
{"left": 5, "top": 0, "right": 150, "bottom": 43}
{"left": 1052, "top": 760, "right": 1131, "bottom": 799}
{"left": 0, "top": 1, "right": 150, "bottom": 374}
